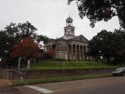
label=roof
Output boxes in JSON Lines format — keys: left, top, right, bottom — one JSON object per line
{"left": 66, "top": 16, "right": 73, "bottom": 23}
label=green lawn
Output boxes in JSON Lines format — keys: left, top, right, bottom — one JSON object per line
{"left": 30, "top": 61, "right": 118, "bottom": 70}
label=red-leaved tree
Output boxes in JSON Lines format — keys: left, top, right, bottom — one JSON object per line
{"left": 47, "top": 50, "right": 56, "bottom": 59}
{"left": 11, "top": 37, "right": 42, "bottom": 68}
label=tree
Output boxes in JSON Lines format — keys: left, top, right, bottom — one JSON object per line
{"left": 0, "top": 29, "right": 17, "bottom": 67}
{"left": 4, "top": 21, "right": 37, "bottom": 42}
{"left": 43, "top": 50, "right": 56, "bottom": 60}
{"left": 89, "top": 30, "right": 116, "bottom": 62}
{"left": 17, "top": 21, "right": 37, "bottom": 39}
{"left": 116, "top": 44, "right": 125, "bottom": 63}
{"left": 11, "top": 37, "right": 42, "bottom": 68}
{"left": 0, "top": 31, "right": 9, "bottom": 66}
{"left": 0, "top": 21, "right": 44, "bottom": 68}
{"left": 36, "top": 35, "right": 49, "bottom": 44}
{"left": 68, "top": 0, "right": 125, "bottom": 29}
{"left": 47, "top": 50, "right": 56, "bottom": 59}
{"left": 114, "top": 29, "right": 125, "bottom": 63}
{"left": 89, "top": 29, "right": 125, "bottom": 63}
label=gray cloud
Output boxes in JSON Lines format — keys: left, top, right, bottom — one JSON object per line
{"left": 0, "top": 0, "right": 120, "bottom": 40}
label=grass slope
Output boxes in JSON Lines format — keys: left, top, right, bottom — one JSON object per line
{"left": 31, "top": 61, "right": 118, "bottom": 70}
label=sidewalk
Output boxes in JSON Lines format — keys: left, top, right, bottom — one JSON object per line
{"left": 0, "top": 79, "right": 20, "bottom": 94}
{"left": 0, "top": 79, "right": 11, "bottom": 86}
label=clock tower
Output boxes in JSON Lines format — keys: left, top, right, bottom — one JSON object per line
{"left": 63, "top": 16, "right": 75, "bottom": 39}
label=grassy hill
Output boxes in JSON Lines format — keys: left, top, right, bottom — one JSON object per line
{"left": 30, "top": 61, "right": 119, "bottom": 70}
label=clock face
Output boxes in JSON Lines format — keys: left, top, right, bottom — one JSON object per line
{"left": 65, "top": 28, "right": 74, "bottom": 36}
{"left": 67, "top": 28, "right": 71, "bottom": 32}
{"left": 66, "top": 31, "right": 70, "bottom": 35}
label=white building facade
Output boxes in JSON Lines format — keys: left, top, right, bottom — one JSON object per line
{"left": 44, "top": 17, "right": 89, "bottom": 60}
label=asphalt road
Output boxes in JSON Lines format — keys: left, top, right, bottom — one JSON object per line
{"left": 1, "top": 77, "right": 125, "bottom": 94}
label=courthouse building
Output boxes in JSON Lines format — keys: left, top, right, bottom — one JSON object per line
{"left": 44, "top": 17, "right": 89, "bottom": 60}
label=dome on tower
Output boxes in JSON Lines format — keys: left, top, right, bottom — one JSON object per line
{"left": 66, "top": 16, "right": 73, "bottom": 23}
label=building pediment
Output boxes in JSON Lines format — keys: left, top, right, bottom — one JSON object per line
{"left": 70, "top": 35, "right": 89, "bottom": 43}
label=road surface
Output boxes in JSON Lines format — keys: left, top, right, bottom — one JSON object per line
{"left": 1, "top": 77, "right": 125, "bottom": 94}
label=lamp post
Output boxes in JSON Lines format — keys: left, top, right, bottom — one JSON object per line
{"left": 27, "top": 59, "right": 30, "bottom": 69}
{"left": 0, "top": 57, "right": 2, "bottom": 62}
{"left": 18, "top": 57, "right": 21, "bottom": 69}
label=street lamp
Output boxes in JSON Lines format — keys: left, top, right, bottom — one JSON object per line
{"left": 18, "top": 57, "right": 21, "bottom": 69}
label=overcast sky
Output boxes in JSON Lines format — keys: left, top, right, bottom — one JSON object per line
{"left": 0, "top": 0, "right": 120, "bottom": 40}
